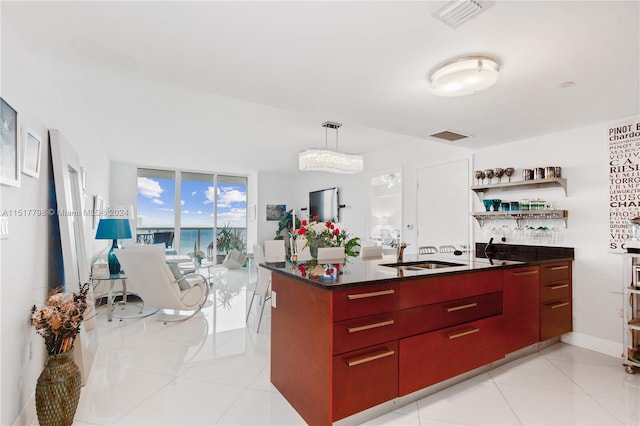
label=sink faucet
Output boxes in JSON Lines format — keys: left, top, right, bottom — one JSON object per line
{"left": 392, "top": 241, "right": 408, "bottom": 262}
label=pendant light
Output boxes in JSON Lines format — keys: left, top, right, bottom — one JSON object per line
{"left": 299, "top": 121, "right": 364, "bottom": 174}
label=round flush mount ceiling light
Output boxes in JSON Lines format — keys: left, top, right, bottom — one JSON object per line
{"left": 429, "top": 56, "right": 500, "bottom": 97}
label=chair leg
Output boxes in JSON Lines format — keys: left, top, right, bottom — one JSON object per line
{"left": 257, "top": 295, "right": 271, "bottom": 333}
{"left": 246, "top": 290, "right": 257, "bottom": 322}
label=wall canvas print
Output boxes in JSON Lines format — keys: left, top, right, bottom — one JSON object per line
{"left": 266, "top": 204, "right": 286, "bottom": 221}
{"left": 22, "top": 128, "right": 42, "bottom": 178}
{"left": 0, "top": 97, "right": 20, "bottom": 187}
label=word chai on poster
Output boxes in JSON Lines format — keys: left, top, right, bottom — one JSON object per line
{"left": 609, "top": 117, "right": 640, "bottom": 251}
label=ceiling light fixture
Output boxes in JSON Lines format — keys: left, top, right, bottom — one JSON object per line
{"left": 299, "top": 121, "right": 364, "bottom": 174}
{"left": 429, "top": 56, "right": 500, "bottom": 97}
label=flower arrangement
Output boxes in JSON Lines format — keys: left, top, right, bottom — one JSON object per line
{"left": 30, "top": 283, "right": 90, "bottom": 356}
{"left": 296, "top": 216, "right": 361, "bottom": 258}
{"left": 192, "top": 241, "right": 205, "bottom": 263}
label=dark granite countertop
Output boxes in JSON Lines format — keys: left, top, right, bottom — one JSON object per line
{"left": 262, "top": 243, "right": 574, "bottom": 290}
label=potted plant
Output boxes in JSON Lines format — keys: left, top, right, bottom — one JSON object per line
{"left": 216, "top": 223, "right": 246, "bottom": 264}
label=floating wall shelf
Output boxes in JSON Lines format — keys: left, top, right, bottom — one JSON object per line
{"left": 471, "top": 210, "right": 568, "bottom": 227}
{"left": 470, "top": 178, "right": 567, "bottom": 196}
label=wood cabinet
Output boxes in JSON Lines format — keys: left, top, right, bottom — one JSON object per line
{"left": 271, "top": 275, "right": 399, "bottom": 424}
{"left": 503, "top": 266, "right": 540, "bottom": 353}
{"left": 539, "top": 261, "right": 573, "bottom": 340}
{"left": 398, "top": 270, "right": 504, "bottom": 396}
{"left": 399, "top": 315, "right": 504, "bottom": 395}
{"left": 270, "top": 261, "right": 571, "bottom": 425}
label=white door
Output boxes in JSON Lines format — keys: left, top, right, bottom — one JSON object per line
{"left": 417, "top": 159, "right": 470, "bottom": 251}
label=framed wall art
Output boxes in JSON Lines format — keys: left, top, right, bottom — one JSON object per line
{"left": 266, "top": 204, "right": 286, "bottom": 221}
{"left": 22, "top": 128, "right": 42, "bottom": 178}
{"left": 0, "top": 97, "right": 20, "bottom": 187}
{"left": 93, "top": 194, "right": 104, "bottom": 229}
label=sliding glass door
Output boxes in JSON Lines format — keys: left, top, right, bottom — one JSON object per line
{"left": 137, "top": 169, "right": 247, "bottom": 262}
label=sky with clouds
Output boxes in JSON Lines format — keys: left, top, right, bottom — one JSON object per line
{"left": 137, "top": 176, "right": 247, "bottom": 229}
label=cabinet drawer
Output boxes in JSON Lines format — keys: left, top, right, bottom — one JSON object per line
{"left": 540, "top": 280, "right": 571, "bottom": 302}
{"left": 540, "top": 262, "right": 571, "bottom": 283}
{"left": 333, "top": 312, "right": 399, "bottom": 355}
{"left": 540, "top": 299, "right": 572, "bottom": 340}
{"left": 333, "top": 341, "right": 398, "bottom": 421}
{"left": 399, "top": 315, "right": 504, "bottom": 396}
{"left": 399, "top": 270, "right": 502, "bottom": 310}
{"left": 399, "top": 291, "right": 502, "bottom": 338}
{"left": 333, "top": 284, "right": 398, "bottom": 321}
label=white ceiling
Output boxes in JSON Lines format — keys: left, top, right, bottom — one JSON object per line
{"left": 3, "top": 1, "right": 639, "bottom": 173}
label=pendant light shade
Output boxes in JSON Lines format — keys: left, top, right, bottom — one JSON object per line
{"left": 299, "top": 122, "right": 364, "bottom": 174}
{"left": 430, "top": 56, "right": 500, "bottom": 97}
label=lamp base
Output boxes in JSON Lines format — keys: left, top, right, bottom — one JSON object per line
{"left": 107, "top": 240, "right": 121, "bottom": 275}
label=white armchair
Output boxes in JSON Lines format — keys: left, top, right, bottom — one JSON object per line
{"left": 113, "top": 244, "right": 209, "bottom": 323}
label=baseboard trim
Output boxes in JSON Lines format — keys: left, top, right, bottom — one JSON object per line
{"left": 12, "top": 394, "right": 36, "bottom": 426}
{"left": 561, "top": 332, "right": 623, "bottom": 359}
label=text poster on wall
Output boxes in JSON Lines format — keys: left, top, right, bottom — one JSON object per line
{"left": 609, "top": 116, "right": 640, "bottom": 252}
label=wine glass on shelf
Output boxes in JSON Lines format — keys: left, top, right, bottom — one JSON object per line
{"left": 505, "top": 167, "right": 515, "bottom": 182}
{"left": 484, "top": 169, "right": 494, "bottom": 184}
{"left": 494, "top": 168, "right": 505, "bottom": 183}
{"left": 474, "top": 170, "right": 486, "bottom": 185}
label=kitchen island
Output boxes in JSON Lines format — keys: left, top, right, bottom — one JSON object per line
{"left": 263, "top": 244, "right": 574, "bottom": 425}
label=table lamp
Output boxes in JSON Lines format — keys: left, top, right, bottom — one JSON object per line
{"left": 95, "top": 218, "right": 132, "bottom": 274}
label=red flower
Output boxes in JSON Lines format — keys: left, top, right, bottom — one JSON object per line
{"left": 333, "top": 228, "right": 340, "bottom": 235}
{"left": 301, "top": 219, "right": 307, "bottom": 226}
{"left": 298, "top": 227, "right": 307, "bottom": 235}
{"left": 312, "top": 215, "right": 320, "bottom": 221}
{"left": 298, "top": 265, "right": 306, "bottom": 276}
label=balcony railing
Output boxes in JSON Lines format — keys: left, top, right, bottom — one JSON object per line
{"left": 136, "top": 226, "right": 247, "bottom": 259}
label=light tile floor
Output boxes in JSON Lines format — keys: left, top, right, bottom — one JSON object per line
{"left": 36, "top": 269, "right": 640, "bottom": 425}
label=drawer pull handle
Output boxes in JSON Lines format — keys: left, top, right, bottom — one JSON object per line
{"left": 549, "top": 284, "right": 569, "bottom": 290}
{"left": 550, "top": 302, "right": 569, "bottom": 309}
{"left": 446, "top": 302, "right": 478, "bottom": 312}
{"left": 512, "top": 270, "right": 539, "bottom": 276}
{"left": 550, "top": 265, "right": 569, "bottom": 271}
{"left": 447, "top": 328, "right": 480, "bottom": 339}
{"left": 346, "top": 349, "right": 395, "bottom": 367}
{"left": 347, "top": 319, "right": 395, "bottom": 333}
{"left": 347, "top": 289, "right": 395, "bottom": 300}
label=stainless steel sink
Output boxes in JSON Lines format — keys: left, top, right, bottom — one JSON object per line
{"left": 380, "top": 260, "right": 465, "bottom": 271}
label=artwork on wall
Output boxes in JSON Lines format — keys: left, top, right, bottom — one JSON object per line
{"left": 608, "top": 116, "right": 640, "bottom": 252}
{"left": 0, "top": 97, "right": 20, "bottom": 187}
{"left": 93, "top": 195, "right": 104, "bottom": 229}
{"left": 22, "top": 128, "right": 43, "bottom": 178}
{"left": 266, "top": 204, "right": 286, "bottom": 221}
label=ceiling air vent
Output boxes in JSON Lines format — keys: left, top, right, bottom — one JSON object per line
{"left": 431, "top": 0, "right": 495, "bottom": 28}
{"left": 429, "top": 130, "right": 470, "bottom": 142}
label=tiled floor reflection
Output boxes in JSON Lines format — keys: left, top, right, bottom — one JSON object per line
{"left": 31, "top": 268, "right": 640, "bottom": 425}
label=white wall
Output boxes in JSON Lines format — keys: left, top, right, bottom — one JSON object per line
{"left": 473, "top": 118, "right": 638, "bottom": 355}
{"left": 1, "top": 19, "right": 110, "bottom": 425}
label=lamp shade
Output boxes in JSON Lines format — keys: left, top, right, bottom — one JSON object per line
{"left": 299, "top": 149, "right": 364, "bottom": 174}
{"left": 95, "top": 218, "right": 132, "bottom": 275}
{"left": 430, "top": 56, "right": 500, "bottom": 97}
{"left": 95, "top": 218, "right": 132, "bottom": 240}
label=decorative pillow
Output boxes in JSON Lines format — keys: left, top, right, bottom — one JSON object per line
{"left": 166, "top": 261, "right": 191, "bottom": 290}
{"left": 163, "top": 265, "right": 183, "bottom": 297}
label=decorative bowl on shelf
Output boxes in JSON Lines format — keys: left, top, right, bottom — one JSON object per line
{"left": 482, "top": 199, "right": 493, "bottom": 212}
{"left": 491, "top": 199, "right": 502, "bottom": 212}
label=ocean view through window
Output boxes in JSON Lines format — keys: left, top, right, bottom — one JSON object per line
{"left": 137, "top": 169, "right": 247, "bottom": 261}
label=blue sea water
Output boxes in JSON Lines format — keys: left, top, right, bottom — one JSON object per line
{"left": 179, "top": 228, "right": 246, "bottom": 256}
